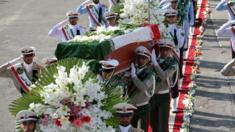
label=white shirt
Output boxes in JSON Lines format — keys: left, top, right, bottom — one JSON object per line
{"left": 119, "top": 125, "right": 132, "bottom": 132}
{"left": 216, "top": 20, "right": 235, "bottom": 51}
{"left": 23, "top": 62, "right": 33, "bottom": 78}
{"left": 167, "top": 24, "right": 185, "bottom": 49}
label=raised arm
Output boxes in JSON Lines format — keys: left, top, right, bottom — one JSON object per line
{"left": 77, "top": 0, "right": 92, "bottom": 14}
{"left": 0, "top": 57, "right": 21, "bottom": 77}
{"left": 48, "top": 19, "right": 67, "bottom": 39}
{"left": 215, "top": 0, "right": 227, "bottom": 11}
{"left": 216, "top": 20, "right": 235, "bottom": 37}
{"left": 221, "top": 59, "right": 235, "bottom": 76}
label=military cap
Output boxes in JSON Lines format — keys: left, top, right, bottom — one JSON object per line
{"left": 105, "top": 12, "right": 118, "bottom": 20}
{"left": 135, "top": 46, "right": 151, "bottom": 58}
{"left": 113, "top": 103, "right": 137, "bottom": 114}
{"left": 100, "top": 59, "right": 119, "bottom": 70}
{"left": 66, "top": 10, "right": 79, "bottom": 19}
{"left": 20, "top": 47, "right": 36, "bottom": 56}
{"left": 165, "top": 8, "right": 177, "bottom": 17}
{"left": 16, "top": 110, "right": 38, "bottom": 123}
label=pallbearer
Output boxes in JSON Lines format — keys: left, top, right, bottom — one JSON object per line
{"left": 150, "top": 40, "right": 179, "bottom": 132}
{"left": 48, "top": 10, "right": 86, "bottom": 42}
{"left": 129, "top": 46, "right": 155, "bottom": 132}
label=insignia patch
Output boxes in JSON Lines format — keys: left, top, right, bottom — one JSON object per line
{"left": 16, "top": 67, "right": 24, "bottom": 74}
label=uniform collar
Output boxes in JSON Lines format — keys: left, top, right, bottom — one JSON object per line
{"left": 23, "top": 62, "right": 33, "bottom": 74}
{"left": 119, "top": 124, "right": 131, "bottom": 132}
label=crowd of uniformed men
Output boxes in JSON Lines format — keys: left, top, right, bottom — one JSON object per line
{"left": 0, "top": 0, "right": 199, "bottom": 132}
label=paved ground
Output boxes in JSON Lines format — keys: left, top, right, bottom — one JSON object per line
{"left": 190, "top": 0, "right": 235, "bottom": 132}
{"left": 0, "top": 0, "right": 109, "bottom": 131}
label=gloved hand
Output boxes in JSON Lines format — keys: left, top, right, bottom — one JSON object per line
{"left": 151, "top": 49, "right": 158, "bottom": 66}
{"left": 131, "top": 63, "right": 137, "bottom": 78}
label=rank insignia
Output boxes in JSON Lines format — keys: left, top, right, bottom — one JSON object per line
{"left": 16, "top": 67, "right": 24, "bottom": 74}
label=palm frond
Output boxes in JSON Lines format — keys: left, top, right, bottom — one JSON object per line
{"left": 9, "top": 58, "right": 86, "bottom": 116}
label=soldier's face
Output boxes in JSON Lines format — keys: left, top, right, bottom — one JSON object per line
{"left": 137, "top": 55, "right": 149, "bottom": 67}
{"left": 171, "top": 1, "right": 178, "bottom": 9}
{"left": 20, "top": 121, "right": 36, "bottom": 132}
{"left": 107, "top": 18, "right": 117, "bottom": 26}
{"left": 117, "top": 113, "right": 133, "bottom": 126}
{"left": 160, "top": 48, "right": 173, "bottom": 58}
{"left": 93, "top": 0, "right": 99, "bottom": 4}
{"left": 102, "top": 69, "right": 114, "bottom": 80}
{"left": 69, "top": 17, "right": 78, "bottom": 25}
{"left": 166, "top": 16, "right": 177, "bottom": 24}
{"left": 23, "top": 54, "right": 34, "bottom": 64}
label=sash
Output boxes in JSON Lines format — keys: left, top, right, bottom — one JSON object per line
{"left": 156, "top": 57, "right": 179, "bottom": 87}
{"left": 61, "top": 25, "right": 75, "bottom": 41}
{"left": 9, "top": 64, "right": 31, "bottom": 94}
{"left": 111, "top": 0, "right": 119, "bottom": 4}
{"left": 227, "top": 0, "right": 235, "bottom": 17}
{"left": 86, "top": 5, "right": 106, "bottom": 26}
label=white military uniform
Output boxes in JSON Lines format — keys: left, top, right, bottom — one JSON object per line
{"left": 167, "top": 24, "right": 185, "bottom": 51}
{"left": 216, "top": 0, "right": 235, "bottom": 20}
{"left": 216, "top": 20, "right": 235, "bottom": 53}
{"left": 0, "top": 47, "right": 41, "bottom": 94}
{"left": 48, "top": 20, "right": 86, "bottom": 42}
{"left": 165, "top": 9, "right": 185, "bottom": 52}
{"left": 48, "top": 11, "right": 86, "bottom": 42}
{"left": 77, "top": 0, "right": 108, "bottom": 30}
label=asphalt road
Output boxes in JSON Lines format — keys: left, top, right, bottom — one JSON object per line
{"left": 190, "top": 0, "right": 235, "bottom": 131}
{"left": 0, "top": 0, "right": 108, "bottom": 131}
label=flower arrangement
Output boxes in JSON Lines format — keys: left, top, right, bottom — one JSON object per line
{"left": 9, "top": 58, "right": 123, "bottom": 132}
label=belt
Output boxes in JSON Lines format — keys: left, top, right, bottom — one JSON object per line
{"left": 136, "top": 101, "right": 149, "bottom": 107}
{"left": 158, "top": 89, "right": 170, "bottom": 94}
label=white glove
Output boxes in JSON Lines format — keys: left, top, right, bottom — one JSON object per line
{"left": 151, "top": 49, "right": 158, "bottom": 66}
{"left": 131, "top": 63, "right": 137, "bottom": 78}
{"left": 8, "top": 56, "right": 22, "bottom": 65}
{"left": 81, "top": 0, "right": 92, "bottom": 6}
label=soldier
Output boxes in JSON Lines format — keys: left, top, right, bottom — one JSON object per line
{"left": 221, "top": 58, "right": 235, "bottom": 76}
{"left": 159, "top": 0, "right": 178, "bottom": 9}
{"left": 216, "top": 0, "right": 235, "bottom": 20}
{"left": 216, "top": 20, "right": 235, "bottom": 58}
{"left": 77, "top": 0, "right": 108, "bottom": 31}
{"left": 113, "top": 103, "right": 144, "bottom": 132}
{"left": 129, "top": 46, "right": 155, "bottom": 132}
{"left": 16, "top": 110, "right": 38, "bottom": 132}
{"left": 150, "top": 40, "right": 179, "bottom": 132}
{"left": 182, "top": 0, "right": 195, "bottom": 46}
{"left": 48, "top": 10, "right": 86, "bottom": 42}
{"left": 0, "top": 47, "right": 42, "bottom": 95}
{"left": 165, "top": 9, "right": 184, "bottom": 113}
{"left": 105, "top": 12, "right": 118, "bottom": 27}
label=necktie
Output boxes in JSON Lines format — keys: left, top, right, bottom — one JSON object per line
{"left": 98, "top": 7, "right": 102, "bottom": 23}
{"left": 76, "top": 30, "right": 80, "bottom": 35}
